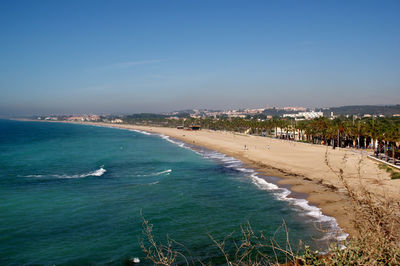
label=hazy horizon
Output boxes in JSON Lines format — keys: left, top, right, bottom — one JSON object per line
{"left": 1, "top": 0, "right": 399, "bottom": 116}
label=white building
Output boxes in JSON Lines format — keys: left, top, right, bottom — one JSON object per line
{"left": 298, "top": 111, "right": 323, "bottom": 119}
{"left": 283, "top": 111, "right": 323, "bottom": 120}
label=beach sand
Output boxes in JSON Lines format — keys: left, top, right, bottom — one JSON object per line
{"left": 25, "top": 120, "right": 400, "bottom": 236}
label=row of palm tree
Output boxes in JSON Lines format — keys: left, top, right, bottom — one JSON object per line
{"left": 124, "top": 115, "right": 400, "bottom": 162}
{"left": 181, "top": 116, "right": 400, "bottom": 162}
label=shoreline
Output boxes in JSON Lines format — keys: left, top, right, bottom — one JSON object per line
{"left": 127, "top": 127, "right": 348, "bottom": 242}
{"left": 12, "top": 119, "right": 400, "bottom": 237}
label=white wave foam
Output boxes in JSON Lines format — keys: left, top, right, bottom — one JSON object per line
{"left": 25, "top": 174, "right": 44, "bottom": 178}
{"left": 130, "top": 129, "right": 153, "bottom": 135}
{"left": 154, "top": 169, "right": 172, "bottom": 176}
{"left": 160, "top": 135, "right": 186, "bottom": 148}
{"left": 58, "top": 166, "right": 107, "bottom": 178}
{"left": 251, "top": 173, "right": 279, "bottom": 190}
{"left": 132, "top": 130, "right": 203, "bottom": 156}
{"left": 249, "top": 172, "right": 348, "bottom": 240}
{"left": 137, "top": 169, "right": 172, "bottom": 177}
{"left": 84, "top": 167, "right": 107, "bottom": 177}
{"left": 25, "top": 166, "right": 107, "bottom": 179}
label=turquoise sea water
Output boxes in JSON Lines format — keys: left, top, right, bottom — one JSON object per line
{"left": 0, "top": 120, "right": 342, "bottom": 265}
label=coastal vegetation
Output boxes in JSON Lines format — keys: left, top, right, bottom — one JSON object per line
{"left": 317, "top": 104, "right": 400, "bottom": 117}
{"left": 379, "top": 163, "right": 400, "bottom": 179}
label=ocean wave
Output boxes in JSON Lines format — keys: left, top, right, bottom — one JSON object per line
{"left": 160, "top": 135, "right": 187, "bottom": 148}
{"left": 130, "top": 129, "right": 153, "bottom": 135}
{"left": 137, "top": 169, "right": 172, "bottom": 177}
{"left": 130, "top": 129, "right": 197, "bottom": 154}
{"left": 25, "top": 174, "right": 44, "bottom": 178}
{"left": 153, "top": 169, "right": 172, "bottom": 176}
{"left": 249, "top": 171, "right": 347, "bottom": 240}
{"left": 79, "top": 167, "right": 107, "bottom": 177}
{"left": 25, "top": 166, "right": 107, "bottom": 179}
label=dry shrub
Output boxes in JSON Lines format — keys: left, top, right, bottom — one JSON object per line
{"left": 323, "top": 150, "right": 400, "bottom": 264}
{"left": 208, "top": 221, "right": 302, "bottom": 265}
{"left": 139, "top": 217, "right": 303, "bottom": 265}
{"left": 139, "top": 216, "right": 193, "bottom": 265}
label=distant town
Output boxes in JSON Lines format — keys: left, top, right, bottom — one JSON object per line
{"left": 35, "top": 104, "right": 400, "bottom": 123}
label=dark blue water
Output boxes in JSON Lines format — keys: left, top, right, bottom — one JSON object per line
{"left": 0, "top": 120, "right": 338, "bottom": 265}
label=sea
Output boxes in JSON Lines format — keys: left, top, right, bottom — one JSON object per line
{"left": 0, "top": 119, "right": 345, "bottom": 265}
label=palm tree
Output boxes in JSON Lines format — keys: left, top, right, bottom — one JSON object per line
{"left": 279, "top": 119, "right": 288, "bottom": 139}
{"left": 384, "top": 122, "right": 400, "bottom": 163}
{"left": 354, "top": 120, "right": 367, "bottom": 149}
{"left": 374, "top": 120, "right": 386, "bottom": 159}
{"left": 271, "top": 118, "right": 280, "bottom": 138}
{"left": 326, "top": 123, "right": 338, "bottom": 147}
{"left": 296, "top": 120, "right": 308, "bottom": 141}
{"left": 366, "top": 118, "right": 380, "bottom": 150}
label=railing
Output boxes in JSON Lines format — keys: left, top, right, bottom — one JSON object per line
{"left": 368, "top": 155, "right": 400, "bottom": 170}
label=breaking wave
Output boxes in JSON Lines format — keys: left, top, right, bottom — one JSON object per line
{"left": 130, "top": 129, "right": 153, "bottom": 135}
{"left": 154, "top": 169, "right": 172, "bottom": 175}
{"left": 25, "top": 166, "right": 107, "bottom": 179}
{"left": 137, "top": 169, "right": 172, "bottom": 177}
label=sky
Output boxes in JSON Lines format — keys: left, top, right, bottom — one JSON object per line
{"left": 0, "top": 0, "right": 399, "bottom": 115}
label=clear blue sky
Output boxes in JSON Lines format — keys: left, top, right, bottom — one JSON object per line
{"left": 0, "top": 0, "right": 399, "bottom": 115}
